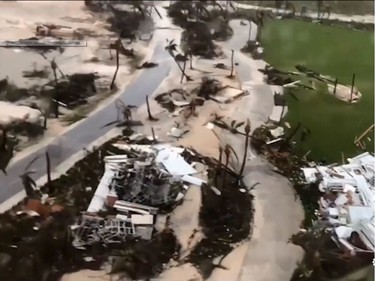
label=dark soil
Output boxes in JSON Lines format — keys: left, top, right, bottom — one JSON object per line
{"left": 0, "top": 132, "right": 180, "bottom": 281}
{"left": 184, "top": 151, "right": 253, "bottom": 279}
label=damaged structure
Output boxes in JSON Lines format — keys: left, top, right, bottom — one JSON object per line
{"left": 301, "top": 152, "right": 375, "bottom": 255}
{"left": 71, "top": 142, "right": 207, "bottom": 247}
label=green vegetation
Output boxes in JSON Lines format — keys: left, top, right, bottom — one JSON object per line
{"left": 262, "top": 19, "right": 374, "bottom": 162}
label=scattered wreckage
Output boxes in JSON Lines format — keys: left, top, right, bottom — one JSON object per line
{"left": 71, "top": 142, "right": 208, "bottom": 248}
{"left": 259, "top": 64, "right": 362, "bottom": 103}
{"left": 301, "top": 152, "right": 375, "bottom": 256}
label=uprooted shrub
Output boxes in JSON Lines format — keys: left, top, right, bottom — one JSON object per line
{"left": 0, "top": 79, "right": 30, "bottom": 102}
{"left": 181, "top": 21, "right": 218, "bottom": 58}
{"left": 107, "top": 6, "right": 144, "bottom": 40}
{"left": 41, "top": 73, "right": 99, "bottom": 109}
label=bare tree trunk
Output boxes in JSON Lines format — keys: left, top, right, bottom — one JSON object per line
{"left": 333, "top": 78, "right": 338, "bottom": 95}
{"left": 285, "top": 122, "right": 301, "bottom": 144}
{"left": 151, "top": 127, "right": 156, "bottom": 143}
{"left": 278, "top": 105, "right": 285, "bottom": 126}
{"left": 146, "top": 95, "right": 158, "bottom": 121}
{"left": 45, "top": 151, "right": 54, "bottom": 194}
{"left": 180, "top": 60, "right": 187, "bottom": 84}
{"left": 229, "top": 50, "right": 234, "bottom": 77}
{"left": 110, "top": 46, "right": 120, "bottom": 90}
{"left": 256, "top": 22, "right": 262, "bottom": 42}
{"left": 350, "top": 73, "right": 355, "bottom": 102}
{"left": 248, "top": 21, "right": 252, "bottom": 41}
{"left": 175, "top": 58, "right": 191, "bottom": 81}
{"left": 238, "top": 134, "right": 249, "bottom": 180}
{"left": 0, "top": 127, "right": 7, "bottom": 151}
{"left": 189, "top": 53, "right": 193, "bottom": 69}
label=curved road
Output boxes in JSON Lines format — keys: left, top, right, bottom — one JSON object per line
{"left": 0, "top": 41, "right": 172, "bottom": 205}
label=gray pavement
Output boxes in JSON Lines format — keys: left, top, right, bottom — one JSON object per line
{"left": 0, "top": 42, "right": 171, "bottom": 204}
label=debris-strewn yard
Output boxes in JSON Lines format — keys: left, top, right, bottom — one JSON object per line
{"left": 0, "top": 0, "right": 151, "bottom": 152}
{"left": 261, "top": 18, "right": 374, "bottom": 162}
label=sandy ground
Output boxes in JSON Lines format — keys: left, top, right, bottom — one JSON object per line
{"left": 0, "top": 0, "right": 151, "bottom": 151}
{"left": 22, "top": 3, "right": 304, "bottom": 281}
{"left": 60, "top": 51, "right": 302, "bottom": 281}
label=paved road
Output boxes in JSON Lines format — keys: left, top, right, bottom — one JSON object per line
{"left": 0, "top": 42, "right": 172, "bottom": 204}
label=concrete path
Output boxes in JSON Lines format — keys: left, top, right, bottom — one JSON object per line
{"left": 220, "top": 17, "right": 304, "bottom": 281}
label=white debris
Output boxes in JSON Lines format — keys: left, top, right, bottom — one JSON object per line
{"left": 301, "top": 152, "right": 375, "bottom": 255}
{"left": 80, "top": 144, "right": 204, "bottom": 245}
{"left": 269, "top": 126, "right": 285, "bottom": 138}
{"left": 0, "top": 101, "right": 43, "bottom": 126}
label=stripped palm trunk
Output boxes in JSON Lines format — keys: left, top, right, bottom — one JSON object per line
{"left": 229, "top": 50, "right": 234, "bottom": 77}
{"left": 0, "top": 127, "right": 7, "bottom": 151}
{"left": 45, "top": 151, "right": 54, "bottom": 194}
{"left": 151, "top": 127, "right": 156, "bottom": 143}
{"left": 146, "top": 95, "right": 158, "bottom": 121}
{"left": 110, "top": 39, "right": 120, "bottom": 90}
{"left": 214, "top": 146, "right": 223, "bottom": 187}
{"left": 189, "top": 52, "right": 193, "bottom": 69}
{"left": 238, "top": 119, "right": 251, "bottom": 181}
{"left": 181, "top": 60, "right": 187, "bottom": 84}
{"left": 165, "top": 41, "right": 191, "bottom": 81}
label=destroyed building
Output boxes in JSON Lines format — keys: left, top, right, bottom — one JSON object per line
{"left": 301, "top": 152, "right": 375, "bottom": 255}
{"left": 71, "top": 143, "right": 207, "bottom": 248}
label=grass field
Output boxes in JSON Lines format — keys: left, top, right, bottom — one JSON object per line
{"left": 261, "top": 19, "right": 374, "bottom": 162}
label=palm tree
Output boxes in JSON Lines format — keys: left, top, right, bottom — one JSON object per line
{"left": 214, "top": 145, "right": 223, "bottom": 187}
{"left": 255, "top": 10, "right": 265, "bottom": 43}
{"left": 146, "top": 95, "right": 158, "bottom": 121}
{"left": 101, "top": 101, "right": 139, "bottom": 128}
{"left": 229, "top": 49, "right": 234, "bottom": 77}
{"left": 165, "top": 39, "right": 192, "bottom": 81}
{"left": 317, "top": 0, "right": 323, "bottom": 20}
{"left": 110, "top": 38, "right": 122, "bottom": 90}
{"left": 247, "top": 15, "right": 255, "bottom": 42}
{"left": 20, "top": 154, "right": 42, "bottom": 197}
{"left": 180, "top": 59, "right": 187, "bottom": 83}
{"left": 238, "top": 119, "right": 251, "bottom": 181}
{"left": 45, "top": 151, "right": 54, "bottom": 194}
{"left": 222, "top": 144, "right": 239, "bottom": 188}
{"left": 115, "top": 99, "right": 135, "bottom": 122}
{"left": 0, "top": 126, "right": 12, "bottom": 175}
{"left": 285, "top": 2, "right": 296, "bottom": 17}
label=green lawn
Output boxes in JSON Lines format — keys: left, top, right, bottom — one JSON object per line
{"left": 261, "top": 19, "right": 374, "bottom": 162}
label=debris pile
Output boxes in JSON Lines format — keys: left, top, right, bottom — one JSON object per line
{"left": 182, "top": 21, "right": 218, "bottom": 58}
{"left": 42, "top": 72, "right": 99, "bottom": 109}
{"left": 154, "top": 78, "right": 247, "bottom": 116}
{"left": 72, "top": 142, "right": 206, "bottom": 247}
{"left": 301, "top": 152, "right": 375, "bottom": 255}
{"left": 241, "top": 40, "right": 264, "bottom": 59}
